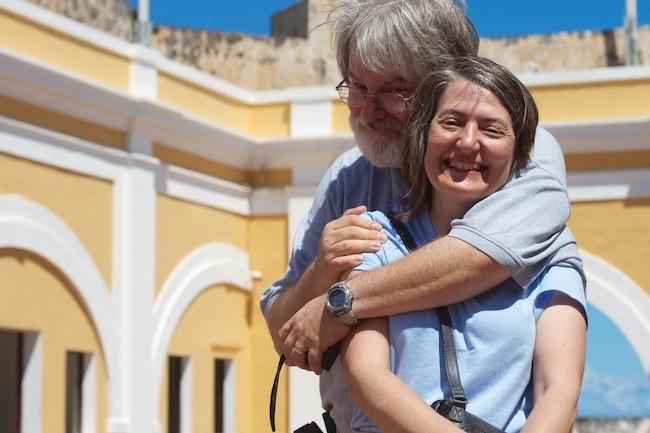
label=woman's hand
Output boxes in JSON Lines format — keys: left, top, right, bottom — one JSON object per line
{"left": 312, "top": 205, "right": 386, "bottom": 284}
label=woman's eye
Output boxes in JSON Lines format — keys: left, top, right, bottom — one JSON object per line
{"left": 484, "top": 127, "right": 507, "bottom": 137}
{"left": 441, "top": 118, "right": 461, "bottom": 128}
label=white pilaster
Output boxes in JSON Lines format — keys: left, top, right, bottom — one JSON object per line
{"left": 110, "top": 141, "right": 158, "bottom": 432}
{"left": 21, "top": 333, "right": 42, "bottom": 433}
{"left": 290, "top": 100, "right": 332, "bottom": 137}
{"left": 286, "top": 191, "right": 324, "bottom": 431}
{"left": 128, "top": 47, "right": 158, "bottom": 101}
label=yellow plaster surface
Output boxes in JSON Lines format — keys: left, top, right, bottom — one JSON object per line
{"left": 532, "top": 80, "right": 650, "bottom": 122}
{"left": 0, "top": 153, "right": 113, "bottom": 288}
{"left": 163, "top": 285, "right": 253, "bottom": 433}
{"left": 158, "top": 74, "right": 290, "bottom": 138}
{"left": 331, "top": 100, "right": 352, "bottom": 134}
{"left": 565, "top": 150, "right": 650, "bottom": 171}
{"left": 569, "top": 198, "right": 650, "bottom": 295}
{"left": 0, "top": 94, "right": 126, "bottom": 150}
{"left": 249, "top": 103, "right": 290, "bottom": 138}
{"left": 0, "top": 250, "right": 108, "bottom": 433}
{"left": 0, "top": 9, "right": 129, "bottom": 91}
{"left": 155, "top": 194, "right": 248, "bottom": 295}
{"left": 248, "top": 215, "right": 289, "bottom": 433}
{"left": 153, "top": 143, "right": 292, "bottom": 187}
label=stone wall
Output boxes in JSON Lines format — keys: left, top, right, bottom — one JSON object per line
{"left": 23, "top": 0, "right": 650, "bottom": 90}
{"left": 26, "top": 0, "right": 135, "bottom": 42}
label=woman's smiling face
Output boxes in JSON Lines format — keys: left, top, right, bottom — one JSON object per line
{"left": 425, "top": 77, "right": 516, "bottom": 206}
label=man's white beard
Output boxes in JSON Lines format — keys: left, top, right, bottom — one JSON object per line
{"left": 350, "top": 116, "right": 404, "bottom": 168}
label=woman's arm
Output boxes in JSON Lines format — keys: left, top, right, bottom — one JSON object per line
{"left": 341, "top": 317, "right": 463, "bottom": 433}
{"left": 522, "top": 295, "right": 587, "bottom": 433}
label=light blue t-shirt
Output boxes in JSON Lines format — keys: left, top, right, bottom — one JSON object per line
{"left": 260, "top": 128, "right": 586, "bottom": 433}
{"left": 349, "top": 210, "right": 587, "bottom": 433}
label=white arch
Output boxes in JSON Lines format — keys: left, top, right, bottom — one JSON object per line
{"left": 582, "top": 249, "right": 650, "bottom": 374}
{"left": 150, "top": 242, "right": 252, "bottom": 402}
{"left": 0, "top": 195, "right": 118, "bottom": 395}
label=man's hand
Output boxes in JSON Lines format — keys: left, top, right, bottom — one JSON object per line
{"left": 278, "top": 294, "right": 351, "bottom": 374}
{"left": 312, "top": 205, "right": 386, "bottom": 284}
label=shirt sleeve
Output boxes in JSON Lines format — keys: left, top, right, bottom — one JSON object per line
{"left": 448, "top": 127, "right": 580, "bottom": 288}
{"left": 533, "top": 265, "right": 588, "bottom": 326}
{"left": 353, "top": 211, "right": 409, "bottom": 273}
{"left": 259, "top": 149, "right": 362, "bottom": 317}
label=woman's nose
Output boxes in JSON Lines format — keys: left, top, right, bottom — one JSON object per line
{"left": 457, "top": 125, "right": 479, "bottom": 152}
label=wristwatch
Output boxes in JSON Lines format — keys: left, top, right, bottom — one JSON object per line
{"left": 325, "top": 281, "right": 359, "bottom": 327}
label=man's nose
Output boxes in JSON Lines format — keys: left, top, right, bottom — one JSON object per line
{"left": 359, "top": 95, "right": 385, "bottom": 124}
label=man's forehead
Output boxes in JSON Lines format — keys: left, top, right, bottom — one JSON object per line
{"left": 348, "top": 63, "right": 411, "bottom": 87}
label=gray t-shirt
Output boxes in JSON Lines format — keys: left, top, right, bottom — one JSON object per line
{"left": 260, "top": 127, "right": 584, "bottom": 432}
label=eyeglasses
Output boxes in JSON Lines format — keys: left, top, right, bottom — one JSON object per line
{"left": 335, "top": 79, "right": 414, "bottom": 114}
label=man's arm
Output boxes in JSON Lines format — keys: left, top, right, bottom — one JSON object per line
{"left": 280, "top": 236, "right": 509, "bottom": 371}
{"left": 265, "top": 206, "right": 383, "bottom": 350}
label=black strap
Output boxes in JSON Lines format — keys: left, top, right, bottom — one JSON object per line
{"left": 436, "top": 306, "right": 468, "bottom": 409}
{"left": 269, "top": 346, "right": 340, "bottom": 432}
{"left": 386, "top": 213, "right": 417, "bottom": 251}
{"left": 269, "top": 355, "right": 285, "bottom": 432}
{"left": 387, "top": 214, "right": 468, "bottom": 410}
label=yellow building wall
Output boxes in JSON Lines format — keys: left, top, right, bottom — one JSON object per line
{"left": 565, "top": 150, "right": 650, "bottom": 171}
{"left": 0, "top": 153, "right": 114, "bottom": 288}
{"left": 153, "top": 144, "right": 292, "bottom": 187}
{"left": 331, "top": 100, "right": 351, "bottom": 134}
{"left": 162, "top": 284, "right": 253, "bottom": 433}
{"left": 0, "top": 94, "right": 126, "bottom": 151}
{"left": 569, "top": 198, "right": 650, "bottom": 295}
{"left": 532, "top": 79, "right": 650, "bottom": 122}
{"left": 157, "top": 74, "right": 290, "bottom": 138}
{"left": 0, "top": 249, "right": 108, "bottom": 433}
{"left": 0, "top": 9, "right": 130, "bottom": 92}
{"left": 248, "top": 216, "right": 289, "bottom": 433}
{"left": 155, "top": 194, "right": 248, "bottom": 295}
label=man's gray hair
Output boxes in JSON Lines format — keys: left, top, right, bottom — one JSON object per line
{"left": 330, "top": 0, "right": 479, "bottom": 81}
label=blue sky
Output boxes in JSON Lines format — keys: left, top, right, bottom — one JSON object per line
{"left": 126, "top": 0, "right": 650, "bottom": 38}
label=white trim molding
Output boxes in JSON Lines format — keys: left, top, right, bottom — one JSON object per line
{"left": 21, "top": 332, "right": 42, "bottom": 433}
{"left": 0, "top": 195, "right": 119, "bottom": 421}
{"left": 567, "top": 168, "right": 650, "bottom": 202}
{"left": 582, "top": 250, "right": 650, "bottom": 374}
{"left": 151, "top": 243, "right": 252, "bottom": 410}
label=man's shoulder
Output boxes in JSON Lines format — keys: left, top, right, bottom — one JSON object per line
{"left": 327, "top": 146, "right": 372, "bottom": 173}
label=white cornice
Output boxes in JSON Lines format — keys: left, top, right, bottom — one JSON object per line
{"left": 521, "top": 65, "right": 650, "bottom": 87}
{"left": 544, "top": 117, "right": 650, "bottom": 154}
{"left": 567, "top": 169, "right": 650, "bottom": 202}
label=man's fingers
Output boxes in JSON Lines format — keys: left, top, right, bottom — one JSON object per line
{"left": 307, "top": 348, "right": 323, "bottom": 375}
{"left": 342, "top": 205, "right": 367, "bottom": 216}
{"left": 326, "top": 214, "right": 382, "bottom": 232}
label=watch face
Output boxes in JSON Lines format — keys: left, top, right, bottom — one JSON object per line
{"left": 329, "top": 288, "right": 347, "bottom": 309}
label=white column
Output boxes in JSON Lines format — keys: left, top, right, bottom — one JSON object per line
{"left": 625, "top": 0, "right": 638, "bottom": 65}
{"left": 21, "top": 332, "right": 42, "bottom": 433}
{"left": 290, "top": 99, "right": 332, "bottom": 137}
{"left": 109, "top": 131, "right": 158, "bottom": 432}
{"left": 180, "top": 359, "right": 192, "bottom": 433}
{"left": 81, "top": 354, "right": 97, "bottom": 433}
{"left": 223, "top": 360, "right": 236, "bottom": 433}
{"left": 129, "top": 47, "right": 158, "bottom": 101}
{"left": 286, "top": 190, "right": 325, "bottom": 432}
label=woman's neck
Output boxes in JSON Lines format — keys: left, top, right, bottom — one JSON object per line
{"left": 429, "top": 192, "right": 476, "bottom": 236}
